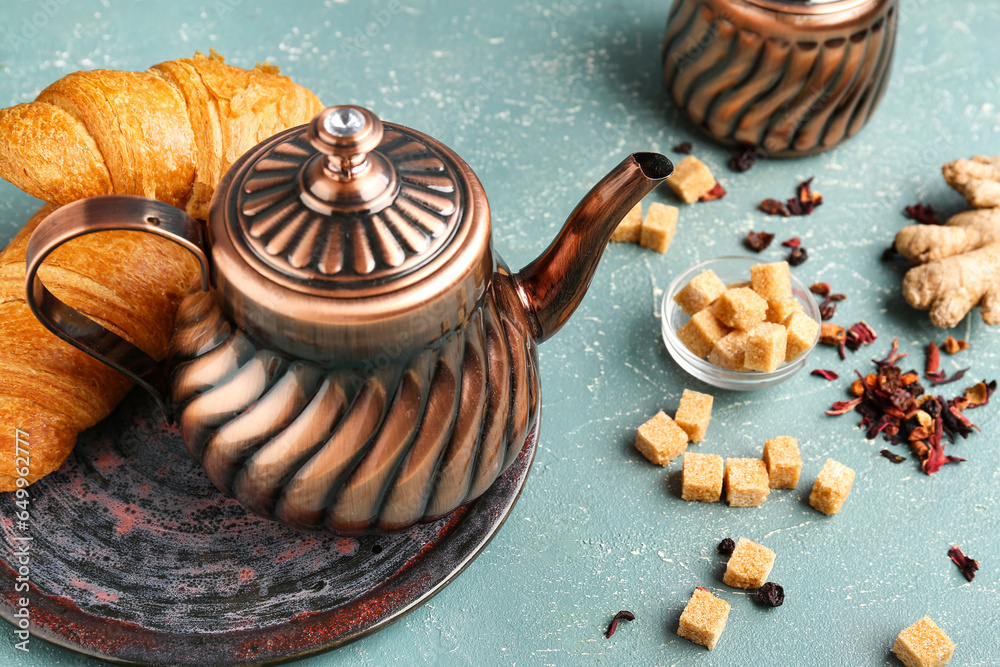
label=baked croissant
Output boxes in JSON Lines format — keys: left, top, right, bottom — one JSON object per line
{"left": 0, "top": 50, "right": 324, "bottom": 220}
{"left": 0, "top": 53, "right": 324, "bottom": 489}
{"left": 0, "top": 204, "right": 202, "bottom": 489}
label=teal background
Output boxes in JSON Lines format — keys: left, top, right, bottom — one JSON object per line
{"left": 2, "top": 0, "right": 999, "bottom": 665}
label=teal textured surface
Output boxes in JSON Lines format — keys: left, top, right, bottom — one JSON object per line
{"left": 1, "top": 1, "right": 999, "bottom": 665}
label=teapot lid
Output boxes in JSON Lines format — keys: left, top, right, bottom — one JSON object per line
{"left": 208, "top": 105, "right": 494, "bottom": 362}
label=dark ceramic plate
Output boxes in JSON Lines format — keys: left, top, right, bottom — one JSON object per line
{"left": 0, "top": 391, "right": 537, "bottom": 665}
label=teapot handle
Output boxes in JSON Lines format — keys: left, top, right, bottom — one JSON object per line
{"left": 24, "top": 195, "right": 211, "bottom": 419}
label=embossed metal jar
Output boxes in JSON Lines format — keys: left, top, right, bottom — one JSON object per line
{"left": 662, "top": 0, "right": 898, "bottom": 156}
{"left": 25, "top": 105, "right": 672, "bottom": 534}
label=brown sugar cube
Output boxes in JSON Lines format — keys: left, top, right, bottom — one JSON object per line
{"left": 765, "top": 298, "right": 803, "bottom": 324}
{"left": 784, "top": 311, "right": 820, "bottom": 362}
{"left": 610, "top": 201, "right": 642, "bottom": 243}
{"left": 750, "top": 261, "right": 793, "bottom": 300}
{"left": 711, "top": 287, "right": 767, "bottom": 330}
{"left": 677, "top": 309, "right": 730, "bottom": 358}
{"left": 724, "top": 458, "right": 770, "bottom": 507}
{"left": 744, "top": 322, "right": 788, "bottom": 372}
{"left": 762, "top": 436, "right": 802, "bottom": 489}
{"left": 674, "top": 269, "right": 728, "bottom": 316}
{"left": 892, "top": 616, "right": 956, "bottom": 667}
{"left": 722, "top": 537, "right": 776, "bottom": 589}
{"left": 677, "top": 587, "right": 731, "bottom": 650}
{"left": 708, "top": 330, "right": 748, "bottom": 371}
{"left": 667, "top": 155, "right": 717, "bottom": 204}
{"left": 727, "top": 280, "right": 751, "bottom": 289}
{"left": 675, "top": 388, "right": 714, "bottom": 442}
{"left": 634, "top": 411, "right": 688, "bottom": 466}
{"left": 640, "top": 202, "right": 678, "bottom": 253}
{"left": 809, "top": 458, "right": 856, "bottom": 515}
{"left": 681, "top": 452, "right": 724, "bottom": 502}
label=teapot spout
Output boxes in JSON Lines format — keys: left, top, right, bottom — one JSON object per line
{"left": 511, "top": 152, "right": 672, "bottom": 342}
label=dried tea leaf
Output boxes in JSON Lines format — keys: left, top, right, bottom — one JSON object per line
{"left": 745, "top": 230, "right": 775, "bottom": 252}
{"left": 788, "top": 247, "right": 808, "bottom": 266}
{"left": 880, "top": 449, "right": 906, "bottom": 463}
{"left": 729, "top": 149, "right": 756, "bottom": 173}
{"left": 717, "top": 538, "right": 735, "bottom": 555}
{"left": 754, "top": 582, "right": 784, "bottom": 607}
{"left": 759, "top": 198, "right": 791, "bottom": 217}
{"left": 673, "top": 142, "right": 692, "bottom": 154}
{"left": 819, "top": 322, "right": 846, "bottom": 346}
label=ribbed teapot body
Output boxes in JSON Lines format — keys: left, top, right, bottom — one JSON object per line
{"left": 167, "top": 267, "right": 538, "bottom": 534}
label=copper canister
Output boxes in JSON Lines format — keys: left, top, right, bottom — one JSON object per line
{"left": 662, "top": 0, "right": 898, "bottom": 156}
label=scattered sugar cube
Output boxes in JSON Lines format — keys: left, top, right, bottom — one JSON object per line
{"left": 724, "top": 458, "right": 770, "bottom": 507}
{"left": 766, "top": 298, "right": 803, "bottom": 324}
{"left": 677, "top": 309, "right": 730, "bottom": 358}
{"left": 674, "top": 269, "right": 728, "bottom": 316}
{"left": 809, "top": 458, "right": 856, "bottom": 515}
{"left": 610, "top": 202, "right": 642, "bottom": 243}
{"left": 762, "top": 436, "right": 802, "bottom": 489}
{"left": 635, "top": 411, "right": 689, "bottom": 466}
{"left": 744, "top": 322, "right": 787, "bottom": 372}
{"left": 675, "top": 388, "right": 713, "bottom": 442}
{"left": 750, "top": 261, "right": 793, "bottom": 300}
{"left": 712, "top": 287, "right": 767, "bottom": 330}
{"left": 708, "top": 330, "right": 748, "bottom": 371}
{"left": 722, "top": 537, "right": 776, "bottom": 589}
{"left": 640, "top": 203, "right": 678, "bottom": 253}
{"left": 677, "top": 587, "right": 730, "bottom": 650}
{"left": 892, "top": 616, "right": 955, "bottom": 667}
{"left": 668, "top": 155, "right": 717, "bottom": 204}
{"left": 784, "top": 311, "right": 820, "bottom": 362}
{"left": 681, "top": 452, "right": 724, "bottom": 502}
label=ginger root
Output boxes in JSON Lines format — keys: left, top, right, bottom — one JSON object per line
{"left": 895, "top": 156, "right": 1000, "bottom": 328}
{"left": 943, "top": 155, "right": 1000, "bottom": 209}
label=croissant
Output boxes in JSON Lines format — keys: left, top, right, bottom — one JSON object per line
{"left": 0, "top": 50, "right": 324, "bottom": 220}
{"left": 0, "top": 53, "right": 324, "bottom": 489}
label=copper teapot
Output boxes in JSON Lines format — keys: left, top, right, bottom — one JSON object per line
{"left": 24, "top": 105, "right": 672, "bottom": 534}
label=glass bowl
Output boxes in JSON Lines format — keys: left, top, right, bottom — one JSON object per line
{"left": 661, "top": 256, "right": 821, "bottom": 391}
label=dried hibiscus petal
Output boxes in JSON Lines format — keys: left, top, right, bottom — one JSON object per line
{"left": 904, "top": 203, "right": 941, "bottom": 225}
{"left": 782, "top": 237, "right": 802, "bottom": 249}
{"left": 788, "top": 247, "right": 808, "bottom": 266}
{"left": 745, "top": 230, "right": 775, "bottom": 252}
{"left": 844, "top": 321, "right": 877, "bottom": 351}
{"left": 826, "top": 398, "right": 862, "bottom": 416}
{"left": 729, "top": 149, "right": 756, "bottom": 173}
{"left": 880, "top": 449, "right": 906, "bottom": 463}
{"left": 922, "top": 416, "right": 965, "bottom": 474}
{"left": 717, "top": 538, "right": 735, "bottom": 555}
{"left": 759, "top": 198, "right": 791, "bottom": 217}
{"left": 925, "top": 341, "right": 941, "bottom": 375}
{"left": 604, "top": 610, "right": 635, "bottom": 638}
{"left": 673, "top": 141, "right": 692, "bottom": 154}
{"left": 819, "top": 298, "right": 837, "bottom": 321}
{"left": 811, "top": 369, "right": 839, "bottom": 381}
{"left": 700, "top": 182, "right": 727, "bottom": 202}
{"left": 928, "top": 368, "right": 970, "bottom": 386}
{"left": 948, "top": 546, "right": 979, "bottom": 582}
{"left": 810, "top": 282, "right": 831, "bottom": 297}
{"left": 754, "top": 582, "right": 784, "bottom": 607}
